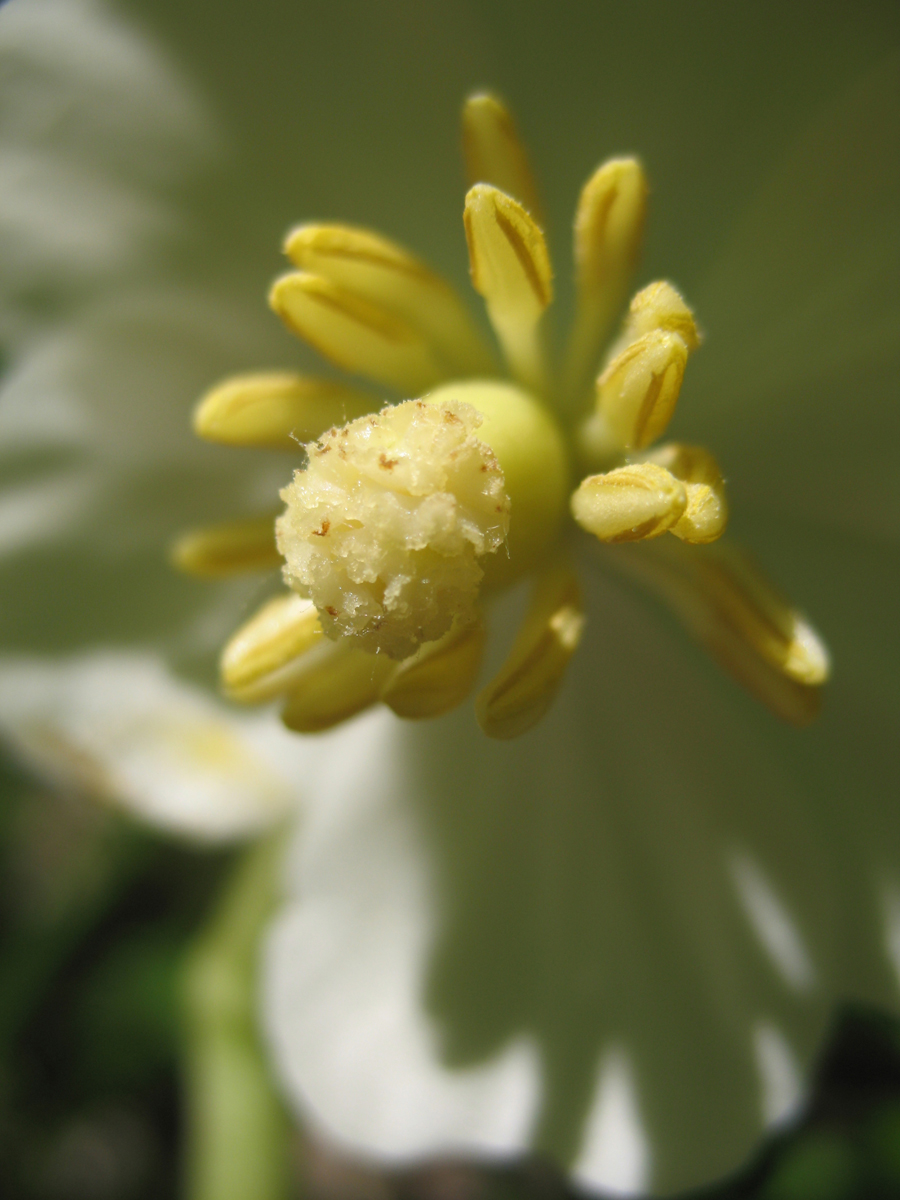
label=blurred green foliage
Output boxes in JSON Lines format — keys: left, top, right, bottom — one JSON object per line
{"left": 0, "top": 750, "right": 230, "bottom": 1197}
{"left": 2, "top": 750, "right": 900, "bottom": 1200}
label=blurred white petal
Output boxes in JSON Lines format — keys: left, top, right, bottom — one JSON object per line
{"left": 753, "top": 1023, "right": 803, "bottom": 1128}
{"left": 573, "top": 1050, "right": 649, "bottom": 1195}
{"left": 730, "top": 852, "right": 817, "bottom": 993}
{"left": 266, "top": 709, "right": 541, "bottom": 1161}
{"left": 0, "top": 0, "right": 217, "bottom": 346}
{"left": 0, "top": 652, "right": 305, "bottom": 841}
{"left": 264, "top": 567, "right": 882, "bottom": 1191}
{"left": 0, "top": 0, "right": 215, "bottom": 179}
{"left": 0, "top": 471, "right": 97, "bottom": 555}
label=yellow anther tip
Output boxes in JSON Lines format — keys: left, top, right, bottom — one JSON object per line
{"left": 221, "top": 593, "right": 323, "bottom": 704}
{"left": 380, "top": 619, "right": 486, "bottom": 720}
{"left": 572, "top": 464, "right": 687, "bottom": 543}
{"left": 192, "top": 372, "right": 298, "bottom": 446}
{"left": 280, "top": 647, "right": 395, "bottom": 734}
{"left": 283, "top": 222, "right": 426, "bottom": 278}
{"left": 597, "top": 329, "right": 688, "bottom": 449}
{"left": 270, "top": 271, "right": 445, "bottom": 395}
{"left": 170, "top": 516, "right": 282, "bottom": 578}
{"left": 646, "top": 445, "right": 729, "bottom": 544}
{"left": 463, "top": 184, "right": 552, "bottom": 390}
{"left": 192, "top": 372, "right": 373, "bottom": 450}
{"left": 476, "top": 564, "right": 585, "bottom": 740}
{"left": 464, "top": 184, "right": 552, "bottom": 310}
{"left": 281, "top": 222, "right": 495, "bottom": 380}
{"left": 627, "top": 281, "right": 700, "bottom": 351}
{"left": 462, "top": 93, "right": 543, "bottom": 219}
{"left": 785, "top": 618, "right": 830, "bottom": 686}
{"left": 575, "top": 157, "right": 648, "bottom": 273}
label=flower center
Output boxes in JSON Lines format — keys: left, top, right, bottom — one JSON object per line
{"left": 179, "top": 90, "right": 829, "bottom": 739}
{"left": 275, "top": 381, "right": 569, "bottom": 660}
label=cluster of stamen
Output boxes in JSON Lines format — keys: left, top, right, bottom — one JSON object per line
{"left": 176, "top": 91, "right": 829, "bottom": 738}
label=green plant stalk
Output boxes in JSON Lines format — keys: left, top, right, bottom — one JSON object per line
{"left": 182, "top": 833, "right": 292, "bottom": 1200}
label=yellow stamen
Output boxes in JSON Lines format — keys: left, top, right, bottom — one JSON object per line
{"left": 269, "top": 272, "right": 445, "bottom": 395}
{"left": 171, "top": 515, "right": 281, "bottom": 577}
{"left": 622, "top": 540, "right": 829, "bottom": 725}
{"left": 564, "top": 157, "right": 648, "bottom": 400}
{"left": 595, "top": 328, "right": 688, "bottom": 450}
{"left": 380, "top": 617, "right": 486, "bottom": 719}
{"left": 284, "top": 224, "right": 494, "bottom": 377}
{"left": 193, "top": 372, "right": 375, "bottom": 450}
{"left": 622, "top": 281, "right": 700, "bottom": 351}
{"left": 588, "top": 282, "right": 699, "bottom": 451}
{"left": 571, "top": 463, "right": 687, "bottom": 543}
{"left": 464, "top": 183, "right": 552, "bottom": 393}
{"left": 281, "top": 645, "right": 395, "bottom": 734}
{"left": 644, "top": 443, "right": 728, "bottom": 544}
{"left": 461, "top": 93, "right": 543, "bottom": 222}
{"left": 221, "top": 593, "right": 323, "bottom": 703}
{"left": 476, "top": 561, "right": 585, "bottom": 739}
{"left": 695, "top": 546, "right": 830, "bottom": 686}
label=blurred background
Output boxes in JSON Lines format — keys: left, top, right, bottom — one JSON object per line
{"left": 2, "top": 757, "right": 900, "bottom": 1198}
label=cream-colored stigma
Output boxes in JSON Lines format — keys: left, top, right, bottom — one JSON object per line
{"left": 276, "top": 396, "right": 510, "bottom": 660}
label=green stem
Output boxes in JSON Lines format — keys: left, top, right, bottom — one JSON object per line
{"left": 181, "top": 834, "right": 293, "bottom": 1200}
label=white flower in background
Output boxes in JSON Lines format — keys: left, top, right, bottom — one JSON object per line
{"left": 0, "top": 0, "right": 318, "bottom": 839}
{"left": 0, "top": 1, "right": 898, "bottom": 1196}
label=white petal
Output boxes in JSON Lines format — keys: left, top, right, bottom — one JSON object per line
{"left": 572, "top": 1050, "right": 650, "bottom": 1195}
{"left": 0, "top": 0, "right": 217, "bottom": 344}
{"left": 265, "top": 708, "right": 541, "bottom": 1161}
{"left": 730, "top": 852, "right": 817, "bottom": 993}
{"left": 0, "top": 0, "right": 215, "bottom": 183}
{"left": 688, "top": 54, "right": 900, "bottom": 541}
{"left": 753, "top": 1023, "right": 804, "bottom": 1127}
{"left": 263, "top": 565, "right": 900, "bottom": 1193}
{"left": 0, "top": 149, "right": 177, "bottom": 307}
{"left": 0, "top": 471, "right": 97, "bottom": 556}
{"left": 0, "top": 651, "right": 307, "bottom": 841}
{"left": 883, "top": 883, "right": 900, "bottom": 995}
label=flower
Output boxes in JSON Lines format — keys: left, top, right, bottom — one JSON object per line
{"left": 0, "top": 2, "right": 899, "bottom": 1196}
{"left": 186, "top": 93, "right": 827, "bottom": 745}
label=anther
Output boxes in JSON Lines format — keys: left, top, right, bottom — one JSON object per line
{"left": 476, "top": 561, "right": 585, "bottom": 739}
{"left": 380, "top": 617, "right": 486, "bottom": 719}
{"left": 593, "top": 282, "right": 699, "bottom": 450}
{"left": 171, "top": 515, "right": 282, "bottom": 577}
{"left": 571, "top": 463, "right": 687, "bottom": 543}
{"left": 281, "top": 645, "right": 396, "bottom": 734}
{"left": 643, "top": 443, "right": 728, "bottom": 544}
{"left": 270, "top": 272, "right": 446, "bottom": 395}
{"left": 622, "top": 281, "right": 700, "bottom": 351}
{"left": 464, "top": 183, "right": 552, "bottom": 393}
{"left": 596, "top": 330, "right": 688, "bottom": 450}
{"left": 565, "top": 157, "right": 648, "bottom": 400}
{"left": 221, "top": 593, "right": 323, "bottom": 703}
{"left": 462, "top": 93, "right": 543, "bottom": 221}
{"left": 284, "top": 224, "right": 493, "bottom": 377}
{"left": 625, "top": 541, "right": 830, "bottom": 725}
{"left": 193, "top": 372, "right": 374, "bottom": 451}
